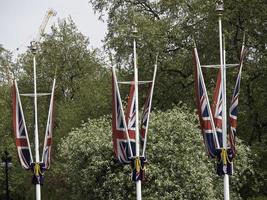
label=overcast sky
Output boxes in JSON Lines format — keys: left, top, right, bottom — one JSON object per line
{"left": 0, "top": 0, "right": 107, "bottom": 53}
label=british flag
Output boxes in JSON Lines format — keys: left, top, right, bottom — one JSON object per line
{"left": 12, "top": 81, "right": 33, "bottom": 170}
{"left": 212, "top": 70, "right": 223, "bottom": 147}
{"left": 125, "top": 82, "right": 137, "bottom": 158}
{"left": 112, "top": 72, "right": 135, "bottom": 164}
{"left": 193, "top": 48, "right": 218, "bottom": 158}
{"left": 41, "top": 79, "right": 56, "bottom": 169}
{"left": 140, "top": 84, "right": 152, "bottom": 156}
{"left": 126, "top": 82, "right": 136, "bottom": 140}
{"left": 229, "top": 46, "right": 247, "bottom": 155}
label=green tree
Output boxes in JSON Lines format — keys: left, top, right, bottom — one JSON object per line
{"left": 0, "top": 18, "right": 112, "bottom": 199}
{"left": 88, "top": 1, "right": 267, "bottom": 196}
{"left": 88, "top": 0, "right": 267, "bottom": 142}
{"left": 17, "top": 18, "right": 111, "bottom": 139}
{"left": 58, "top": 106, "right": 257, "bottom": 200}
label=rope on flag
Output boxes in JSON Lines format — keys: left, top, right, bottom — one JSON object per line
{"left": 12, "top": 80, "right": 33, "bottom": 170}
{"left": 31, "top": 162, "right": 45, "bottom": 185}
{"left": 216, "top": 149, "right": 234, "bottom": 176}
{"left": 131, "top": 156, "right": 146, "bottom": 182}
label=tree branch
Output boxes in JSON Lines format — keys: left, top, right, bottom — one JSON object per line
{"left": 140, "top": 1, "right": 160, "bottom": 20}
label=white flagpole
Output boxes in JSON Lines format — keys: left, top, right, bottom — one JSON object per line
{"left": 216, "top": 1, "right": 230, "bottom": 199}
{"left": 133, "top": 26, "right": 142, "bottom": 200}
{"left": 33, "top": 56, "right": 41, "bottom": 200}
{"left": 41, "top": 78, "right": 56, "bottom": 166}
{"left": 141, "top": 54, "right": 158, "bottom": 157}
{"left": 223, "top": 35, "right": 230, "bottom": 200}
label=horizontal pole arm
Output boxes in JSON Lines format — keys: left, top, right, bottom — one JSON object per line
{"left": 20, "top": 93, "right": 51, "bottom": 97}
{"left": 117, "top": 81, "right": 153, "bottom": 85}
{"left": 201, "top": 64, "right": 239, "bottom": 68}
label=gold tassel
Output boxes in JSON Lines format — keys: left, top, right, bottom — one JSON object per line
{"left": 135, "top": 157, "right": 141, "bottom": 173}
{"left": 34, "top": 163, "right": 43, "bottom": 176}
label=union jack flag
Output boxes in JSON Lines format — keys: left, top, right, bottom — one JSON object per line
{"left": 140, "top": 84, "right": 152, "bottom": 157}
{"left": 193, "top": 48, "right": 218, "bottom": 158}
{"left": 41, "top": 79, "right": 56, "bottom": 169}
{"left": 229, "top": 46, "right": 247, "bottom": 155}
{"left": 125, "top": 82, "right": 137, "bottom": 158}
{"left": 212, "top": 70, "right": 223, "bottom": 147}
{"left": 140, "top": 85, "right": 151, "bottom": 141}
{"left": 126, "top": 82, "right": 136, "bottom": 139}
{"left": 12, "top": 81, "right": 33, "bottom": 170}
{"left": 112, "top": 72, "right": 135, "bottom": 164}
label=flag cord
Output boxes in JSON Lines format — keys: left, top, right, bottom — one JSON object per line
{"left": 220, "top": 149, "right": 232, "bottom": 165}
{"left": 34, "top": 163, "right": 44, "bottom": 177}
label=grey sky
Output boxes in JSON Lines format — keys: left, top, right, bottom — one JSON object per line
{"left": 0, "top": 0, "right": 107, "bottom": 53}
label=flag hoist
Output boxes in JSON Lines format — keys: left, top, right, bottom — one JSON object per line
{"left": 12, "top": 9, "right": 56, "bottom": 200}
{"left": 112, "top": 25, "right": 157, "bottom": 200}
{"left": 193, "top": 1, "right": 247, "bottom": 200}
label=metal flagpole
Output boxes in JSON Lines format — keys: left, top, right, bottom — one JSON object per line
{"left": 133, "top": 25, "right": 142, "bottom": 200}
{"left": 29, "top": 10, "right": 56, "bottom": 199}
{"left": 141, "top": 54, "right": 158, "bottom": 157}
{"left": 216, "top": 1, "right": 230, "bottom": 199}
{"left": 223, "top": 34, "right": 230, "bottom": 200}
{"left": 33, "top": 55, "right": 41, "bottom": 200}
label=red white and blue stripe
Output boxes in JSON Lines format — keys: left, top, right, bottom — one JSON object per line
{"left": 112, "top": 72, "right": 135, "bottom": 164}
{"left": 41, "top": 79, "right": 56, "bottom": 169}
{"left": 125, "top": 82, "right": 137, "bottom": 157}
{"left": 194, "top": 48, "right": 219, "bottom": 158}
{"left": 212, "top": 70, "right": 223, "bottom": 148}
{"left": 12, "top": 81, "right": 33, "bottom": 170}
{"left": 229, "top": 46, "right": 247, "bottom": 155}
{"left": 140, "top": 84, "right": 152, "bottom": 158}
{"left": 126, "top": 83, "right": 136, "bottom": 135}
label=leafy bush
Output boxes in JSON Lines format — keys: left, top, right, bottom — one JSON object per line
{"left": 58, "top": 106, "right": 256, "bottom": 199}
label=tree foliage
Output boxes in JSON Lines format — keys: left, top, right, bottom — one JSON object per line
{"left": 0, "top": 0, "right": 266, "bottom": 198}
{"left": 88, "top": 0, "right": 267, "bottom": 145}
{"left": 58, "top": 106, "right": 257, "bottom": 200}
{"left": 88, "top": 1, "right": 267, "bottom": 195}
{"left": 16, "top": 18, "right": 111, "bottom": 138}
{"left": 0, "top": 18, "right": 111, "bottom": 199}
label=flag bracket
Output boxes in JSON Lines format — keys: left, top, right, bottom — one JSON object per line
{"left": 117, "top": 81, "right": 153, "bottom": 85}
{"left": 20, "top": 93, "right": 52, "bottom": 97}
{"left": 201, "top": 64, "right": 239, "bottom": 69}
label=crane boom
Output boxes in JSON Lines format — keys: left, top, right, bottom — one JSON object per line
{"left": 30, "top": 8, "right": 56, "bottom": 53}
{"left": 36, "top": 9, "right": 57, "bottom": 42}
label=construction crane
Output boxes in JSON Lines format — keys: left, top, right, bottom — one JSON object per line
{"left": 30, "top": 8, "right": 57, "bottom": 53}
